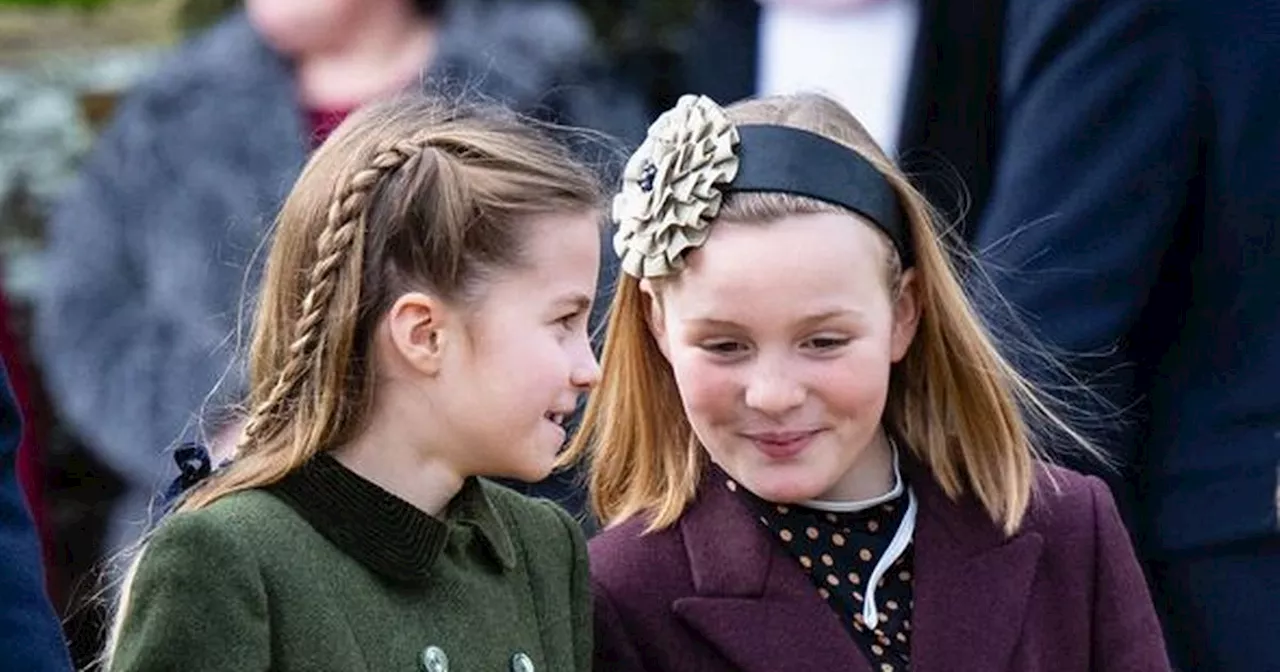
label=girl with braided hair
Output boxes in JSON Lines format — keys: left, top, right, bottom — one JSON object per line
{"left": 104, "top": 94, "right": 604, "bottom": 671}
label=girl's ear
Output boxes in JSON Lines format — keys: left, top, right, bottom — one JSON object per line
{"left": 386, "top": 291, "right": 452, "bottom": 375}
{"left": 640, "top": 279, "right": 672, "bottom": 361}
{"left": 890, "top": 269, "right": 921, "bottom": 363}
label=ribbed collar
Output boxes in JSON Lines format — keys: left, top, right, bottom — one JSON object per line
{"left": 267, "top": 453, "right": 516, "bottom": 585}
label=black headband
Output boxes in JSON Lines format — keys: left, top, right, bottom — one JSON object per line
{"left": 728, "top": 125, "right": 913, "bottom": 267}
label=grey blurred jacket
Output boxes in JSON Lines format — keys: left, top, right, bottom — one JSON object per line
{"left": 36, "top": 0, "right": 643, "bottom": 552}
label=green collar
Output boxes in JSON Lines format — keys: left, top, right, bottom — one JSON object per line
{"left": 267, "top": 453, "right": 516, "bottom": 584}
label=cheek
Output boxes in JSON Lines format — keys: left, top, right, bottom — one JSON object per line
{"left": 816, "top": 343, "right": 894, "bottom": 416}
{"left": 511, "top": 333, "right": 568, "bottom": 385}
{"left": 467, "top": 323, "right": 556, "bottom": 388}
{"left": 668, "top": 349, "right": 739, "bottom": 424}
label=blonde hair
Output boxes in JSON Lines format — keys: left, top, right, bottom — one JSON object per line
{"left": 561, "top": 92, "right": 1091, "bottom": 536}
{"left": 105, "top": 94, "right": 603, "bottom": 659}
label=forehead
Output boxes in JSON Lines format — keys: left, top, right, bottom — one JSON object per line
{"left": 661, "top": 211, "right": 891, "bottom": 318}
{"left": 482, "top": 210, "right": 601, "bottom": 300}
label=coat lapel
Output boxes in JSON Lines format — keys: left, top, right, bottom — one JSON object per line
{"left": 673, "top": 473, "right": 873, "bottom": 672}
{"left": 674, "top": 457, "right": 1044, "bottom": 672}
{"left": 904, "top": 456, "right": 1044, "bottom": 672}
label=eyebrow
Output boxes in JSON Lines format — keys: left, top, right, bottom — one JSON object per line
{"left": 686, "top": 309, "right": 864, "bottom": 330}
{"left": 556, "top": 293, "right": 594, "bottom": 312}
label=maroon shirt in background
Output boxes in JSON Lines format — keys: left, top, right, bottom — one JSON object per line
{"left": 305, "top": 106, "right": 356, "bottom": 148}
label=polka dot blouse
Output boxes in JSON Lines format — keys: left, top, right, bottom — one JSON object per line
{"left": 719, "top": 467, "right": 914, "bottom": 672}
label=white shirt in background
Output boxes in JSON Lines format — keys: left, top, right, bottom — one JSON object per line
{"left": 757, "top": 0, "right": 919, "bottom": 156}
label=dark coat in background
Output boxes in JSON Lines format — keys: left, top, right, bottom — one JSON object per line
{"left": 0, "top": 361, "right": 72, "bottom": 672}
{"left": 974, "top": 0, "right": 1280, "bottom": 668}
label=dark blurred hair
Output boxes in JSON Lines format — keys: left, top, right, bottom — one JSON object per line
{"left": 415, "top": 0, "right": 447, "bottom": 17}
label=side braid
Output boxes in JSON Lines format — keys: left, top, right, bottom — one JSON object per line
{"left": 239, "top": 139, "right": 432, "bottom": 451}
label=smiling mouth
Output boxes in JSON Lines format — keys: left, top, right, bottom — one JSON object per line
{"left": 544, "top": 412, "right": 567, "bottom": 427}
{"left": 746, "top": 430, "right": 817, "bottom": 442}
{"left": 742, "top": 429, "right": 823, "bottom": 458}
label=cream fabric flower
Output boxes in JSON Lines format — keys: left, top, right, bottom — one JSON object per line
{"left": 612, "top": 95, "right": 741, "bottom": 278}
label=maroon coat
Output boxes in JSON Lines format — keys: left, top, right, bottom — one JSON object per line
{"left": 589, "top": 457, "right": 1170, "bottom": 671}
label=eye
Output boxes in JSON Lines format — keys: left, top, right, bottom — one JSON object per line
{"left": 804, "top": 336, "right": 851, "bottom": 351}
{"left": 557, "top": 310, "right": 585, "bottom": 330}
{"left": 700, "top": 340, "right": 749, "bottom": 356}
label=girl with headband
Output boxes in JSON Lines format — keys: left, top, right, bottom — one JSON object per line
{"left": 563, "top": 93, "right": 1170, "bottom": 671}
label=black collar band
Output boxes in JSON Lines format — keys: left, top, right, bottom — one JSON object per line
{"left": 267, "top": 453, "right": 516, "bottom": 584}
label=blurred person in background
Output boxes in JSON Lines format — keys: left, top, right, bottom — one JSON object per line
{"left": 0, "top": 358, "right": 72, "bottom": 672}
{"left": 973, "top": 1, "right": 1280, "bottom": 669}
{"left": 36, "top": 0, "right": 642, "bottom": 561}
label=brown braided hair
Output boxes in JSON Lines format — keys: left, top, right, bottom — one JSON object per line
{"left": 178, "top": 94, "right": 604, "bottom": 511}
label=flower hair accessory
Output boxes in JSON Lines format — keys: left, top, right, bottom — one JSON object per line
{"left": 612, "top": 95, "right": 741, "bottom": 278}
{"left": 613, "top": 95, "right": 914, "bottom": 275}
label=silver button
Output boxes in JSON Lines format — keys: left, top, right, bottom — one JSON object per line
{"left": 421, "top": 645, "right": 449, "bottom": 672}
{"left": 510, "top": 652, "right": 535, "bottom": 672}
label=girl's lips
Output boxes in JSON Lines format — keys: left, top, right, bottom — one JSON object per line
{"left": 742, "top": 429, "right": 823, "bottom": 459}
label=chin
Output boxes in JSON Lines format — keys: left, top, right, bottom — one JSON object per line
{"left": 505, "top": 450, "right": 559, "bottom": 484}
{"left": 490, "top": 461, "right": 551, "bottom": 484}
{"left": 729, "top": 460, "right": 831, "bottom": 504}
